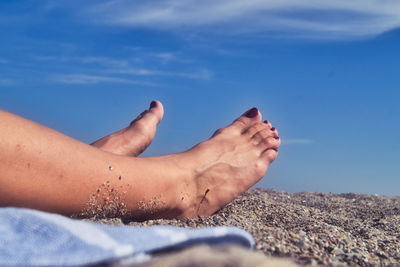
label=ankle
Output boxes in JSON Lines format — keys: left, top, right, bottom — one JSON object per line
{"left": 166, "top": 153, "right": 198, "bottom": 217}
{"left": 170, "top": 151, "right": 211, "bottom": 218}
{"left": 126, "top": 154, "right": 197, "bottom": 219}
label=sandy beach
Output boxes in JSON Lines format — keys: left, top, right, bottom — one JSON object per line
{"left": 90, "top": 188, "right": 400, "bottom": 266}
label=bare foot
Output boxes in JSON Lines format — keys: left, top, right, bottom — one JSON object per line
{"left": 174, "top": 107, "right": 280, "bottom": 218}
{"left": 91, "top": 106, "right": 279, "bottom": 220}
{"left": 91, "top": 101, "right": 164, "bottom": 156}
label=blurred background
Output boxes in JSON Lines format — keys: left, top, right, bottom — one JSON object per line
{"left": 1, "top": 1, "right": 399, "bottom": 195}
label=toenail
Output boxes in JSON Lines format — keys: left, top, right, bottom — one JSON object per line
{"left": 275, "top": 136, "right": 280, "bottom": 140}
{"left": 150, "top": 101, "right": 157, "bottom": 108}
{"left": 271, "top": 127, "right": 276, "bottom": 131}
{"left": 264, "top": 120, "right": 268, "bottom": 124}
{"left": 244, "top": 107, "right": 258, "bottom": 118}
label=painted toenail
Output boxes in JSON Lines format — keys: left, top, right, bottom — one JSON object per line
{"left": 244, "top": 107, "right": 258, "bottom": 118}
{"left": 271, "top": 127, "right": 276, "bottom": 131}
{"left": 275, "top": 136, "right": 280, "bottom": 140}
{"left": 264, "top": 120, "right": 268, "bottom": 124}
{"left": 150, "top": 101, "right": 157, "bottom": 108}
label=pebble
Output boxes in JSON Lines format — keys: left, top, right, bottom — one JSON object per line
{"left": 332, "top": 248, "right": 344, "bottom": 255}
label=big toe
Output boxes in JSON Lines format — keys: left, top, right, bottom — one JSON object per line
{"left": 131, "top": 100, "right": 164, "bottom": 128}
{"left": 146, "top": 100, "right": 164, "bottom": 125}
{"left": 230, "top": 107, "right": 262, "bottom": 132}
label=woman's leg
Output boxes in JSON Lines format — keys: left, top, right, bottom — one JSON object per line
{"left": 0, "top": 107, "right": 280, "bottom": 220}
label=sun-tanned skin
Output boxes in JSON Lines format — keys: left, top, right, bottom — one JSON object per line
{"left": 91, "top": 101, "right": 164, "bottom": 157}
{"left": 0, "top": 104, "right": 279, "bottom": 220}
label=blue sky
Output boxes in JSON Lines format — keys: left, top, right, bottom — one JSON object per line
{"left": 1, "top": 1, "right": 399, "bottom": 196}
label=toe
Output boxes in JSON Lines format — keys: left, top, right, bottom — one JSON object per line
{"left": 270, "top": 126, "right": 279, "bottom": 137}
{"left": 258, "top": 136, "right": 281, "bottom": 151}
{"left": 259, "top": 133, "right": 280, "bottom": 162}
{"left": 147, "top": 100, "right": 164, "bottom": 124}
{"left": 131, "top": 100, "right": 164, "bottom": 127}
{"left": 263, "top": 120, "right": 279, "bottom": 137}
{"left": 261, "top": 149, "right": 278, "bottom": 163}
{"left": 263, "top": 120, "right": 272, "bottom": 129}
{"left": 242, "top": 122, "right": 268, "bottom": 138}
{"left": 230, "top": 107, "right": 262, "bottom": 132}
{"left": 252, "top": 129, "right": 276, "bottom": 144}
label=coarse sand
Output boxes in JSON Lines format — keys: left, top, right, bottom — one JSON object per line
{"left": 89, "top": 189, "right": 400, "bottom": 266}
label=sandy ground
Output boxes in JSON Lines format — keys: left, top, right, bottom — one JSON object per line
{"left": 92, "top": 189, "right": 400, "bottom": 266}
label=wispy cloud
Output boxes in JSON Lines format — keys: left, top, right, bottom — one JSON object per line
{"left": 51, "top": 74, "right": 158, "bottom": 86}
{"left": 78, "top": 57, "right": 130, "bottom": 68}
{"left": 153, "top": 52, "right": 175, "bottom": 64}
{"left": 32, "top": 54, "right": 211, "bottom": 80}
{"left": 112, "top": 68, "right": 213, "bottom": 80}
{"left": 0, "top": 78, "right": 15, "bottom": 86}
{"left": 88, "top": 0, "right": 400, "bottom": 39}
{"left": 31, "top": 55, "right": 129, "bottom": 68}
{"left": 283, "top": 138, "right": 313, "bottom": 144}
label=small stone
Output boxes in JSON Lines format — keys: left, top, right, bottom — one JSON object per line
{"left": 345, "top": 253, "right": 359, "bottom": 259}
{"left": 376, "top": 251, "right": 388, "bottom": 259}
{"left": 213, "top": 217, "right": 221, "bottom": 224}
{"left": 310, "top": 259, "right": 318, "bottom": 266}
{"left": 332, "top": 248, "right": 344, "bottom": 255}
{"left": 109, "top": 165, "right": 113, "bottom": 171}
